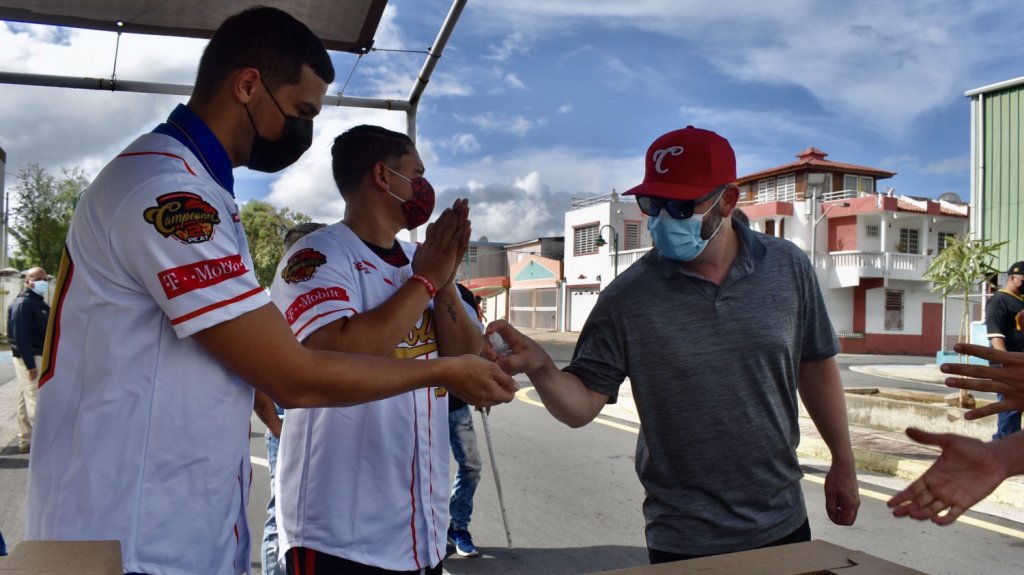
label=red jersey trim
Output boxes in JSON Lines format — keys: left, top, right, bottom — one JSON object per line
{"left": 169, "top": 286, "right": 264, "bottom": 326}
{"left": 293, "top": 308, "right": 355, "bottom": 340}
{"left": 117, "top": 151, "right": 197, "bottom": 176}
{"left": 39, "top": 249, "right": 74, "bottom": 389}
{"left": 408, "top": 394, "right": 422, "bottom": 570}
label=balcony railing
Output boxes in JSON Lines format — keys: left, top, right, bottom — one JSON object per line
{"left": 822, "top": 250, "right": 932, "bottom": 288}
{"left": 611, "top": 247, "right": 651, "bottom": 273}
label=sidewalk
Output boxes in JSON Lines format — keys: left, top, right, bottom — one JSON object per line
{"left": 519, "top": 329, "right": 1024, "bottom": 513}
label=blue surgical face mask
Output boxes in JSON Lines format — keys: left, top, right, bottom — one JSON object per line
{"left": 30, "top": 279, "right": 48, "bottom": 297}
{"left": 647, "top": 192, "right": 725, "bottom": 262}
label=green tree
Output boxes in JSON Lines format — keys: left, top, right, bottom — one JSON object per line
{"left": 240, "top": 200, "right": 312, "bottom": 287}
{"left": 8, "top": 163, "right": 88, "bottom": 273}
{"left": 924, "top": 235, "right": 1006, "bottom": 406}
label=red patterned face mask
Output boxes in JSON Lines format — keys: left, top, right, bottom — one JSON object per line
{"left": 386, "top": 167, "right": 436, "bottom": 230}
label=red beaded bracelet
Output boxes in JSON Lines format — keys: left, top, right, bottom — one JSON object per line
{"left": 408, "top": 274, "right": 437, "bottom": 298}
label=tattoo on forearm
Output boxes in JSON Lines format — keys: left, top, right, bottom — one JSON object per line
{"left": 444, "top": 299, "right": 458, "bottom": 323}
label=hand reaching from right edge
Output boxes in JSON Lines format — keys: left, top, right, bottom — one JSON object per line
{"left": 887, "top": 428, "right": 1013, "bottom": 525}
{"left": 941, "top": 343, "right": 1024, "bottom": 420}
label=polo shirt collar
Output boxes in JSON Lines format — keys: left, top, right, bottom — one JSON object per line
{"left": 654, "top": 217, "right": 767, "bottom": 279}
{"left": 153, "top": 104, "right": 235, "bottom": 195}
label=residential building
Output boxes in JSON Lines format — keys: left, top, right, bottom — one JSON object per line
{"left": 505, "top": 237, "right": 564, "bottom": 330}
{"left": 562, "top": 191, "right": 649, "bottom": 332}
{"left": 457, "top": 238, "right": 510, "bottom": 325}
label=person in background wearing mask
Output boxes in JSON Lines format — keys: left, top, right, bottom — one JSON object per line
{"left": 7, "top": 266, "right": 49, "bottom": 454}
{"left": 485, "top": 126, "right": 860, "bottom": 563}
{"left": 25, "top": 10, "right": 514, "bottom": 575}
{"left": 270, "top": 124, "right": 486, "bottom": 575}
{"left": 985, "top": 261, "right": 1024, "bottom": 439}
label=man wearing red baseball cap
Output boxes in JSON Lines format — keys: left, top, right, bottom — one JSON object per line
{"left": 486, "top": 126, "right": 860, "bottom": 563}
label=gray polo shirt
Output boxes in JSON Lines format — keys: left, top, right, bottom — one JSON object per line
{"left": 564, "top": 223, "right": 839, "bottom": 556}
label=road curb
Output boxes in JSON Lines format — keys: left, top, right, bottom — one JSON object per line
{"left": 798, "top": 436, "right": 1024, "bottom": 510}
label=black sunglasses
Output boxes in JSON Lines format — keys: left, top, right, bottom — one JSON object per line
{"left": 636, "top": 186, "right": 728, "bottom": 220}
{"left": 635, "top": 196, "right": 696, "bottom": 219}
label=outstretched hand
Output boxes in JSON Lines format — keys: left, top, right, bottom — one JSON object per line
{"left": 482, "top": 320, "right": 551, "bottom": 377}
{"left": 942, "top": 343, "right": 1024, "bottom": 420}
{"left": 887, "top": 428, "right": 1009, "bottom": 525}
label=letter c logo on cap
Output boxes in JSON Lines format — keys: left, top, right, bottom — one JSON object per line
{"left": 653, "top": 146, "right": 684, "bottom": 174}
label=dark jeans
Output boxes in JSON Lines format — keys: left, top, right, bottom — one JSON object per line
{"left": 647, "top": 518, "right": 811, "bottom": 564}
{"left": 287, "top": 547, "right": 443, "bottom": 575}
{"left": 992, "top": 395, "right": 1021, "bottom": 440}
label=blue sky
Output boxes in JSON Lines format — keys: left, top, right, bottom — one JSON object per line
{"left": 1, "top": 1, "right": 1022, "bottom": 244}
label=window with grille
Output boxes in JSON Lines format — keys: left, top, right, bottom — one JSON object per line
{"left": 757, "top": 178, "right": 775, "bottom": 202}
{"left": 624, "top": 221, "right": 641, "bottom": 250}
{"left": 865, "top": 225, "right": 880, "bottom": 238}
{"left": 468, "top": 246, "right": 478, "bottom": 263}
{"left": 884, "top": 289, "right": 904, "bottom": 331}
{"left": 776, "top": 174, "right": 796, "bottom": 201}
{"left": 574, "top": 224, "right": 599, "bottom": 256}
{"left": 898, "top": 228, "right": 919, "bottom": 254}
{"left": 938, "top": 232, "right": 956, "bottom": 254}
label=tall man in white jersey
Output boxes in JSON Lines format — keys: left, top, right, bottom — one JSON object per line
{"left": 25, "top": 10, "right": 515, "bottom": 575}
{"left": 270, "top": 125, "right": 481, "bottom": 574}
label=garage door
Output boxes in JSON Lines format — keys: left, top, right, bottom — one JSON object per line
{"left": 569, "top": 288, "right": 600, "bottom": 332}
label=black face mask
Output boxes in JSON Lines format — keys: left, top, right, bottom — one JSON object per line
{"left": 244, "top": 79, "right": 313, "bottom": 173}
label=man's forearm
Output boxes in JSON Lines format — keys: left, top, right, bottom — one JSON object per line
{"left": 995, "top": 431, "right": 1024, "bottom": 477}
{"left": 527, "top": 360, "right": 607, "bottom": 428}
{"left": 798, "top": 357, "right": 855, "bottom": 464}
{"left": 434, "top": 284, "right": 483, "bottom": 357}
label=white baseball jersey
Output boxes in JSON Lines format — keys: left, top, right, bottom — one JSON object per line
{"left": 270, "top": 222, "right": 450, "bottom": 571}
{"left": 26, "top": 106, "right": 269, "bottom": 575}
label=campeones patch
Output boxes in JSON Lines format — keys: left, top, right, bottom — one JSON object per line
{"left": 144, "top": 192, "right": 220, "bottom": 244}
{"left": 282, "top": 248, "right": 327, "bottom": 284}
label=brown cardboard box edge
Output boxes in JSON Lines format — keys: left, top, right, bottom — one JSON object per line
{"left": 591, "top": 540, "right": 928, "bottom": 575}
{"left": 0, "top": 541, "right": 121, "bottom": 574}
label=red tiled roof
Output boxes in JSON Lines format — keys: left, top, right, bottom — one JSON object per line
{"left": 735, "top": 148, "right": 896, "bottom": 185}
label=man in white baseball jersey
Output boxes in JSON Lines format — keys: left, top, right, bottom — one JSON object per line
{"left": 25, "top": 10, "right": 516, "bottom": 575}
{"left": 270, "top": 125, "right": 479, "bottom": 575}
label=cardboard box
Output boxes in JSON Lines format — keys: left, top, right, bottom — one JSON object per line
{"left": 593, "top": 540, "right": 927, "bottom": 574}
{"left": 0, "top": 541, "right": 121, "bottom": 574}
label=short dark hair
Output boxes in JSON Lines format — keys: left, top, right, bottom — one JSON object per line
{"left": 331, "top": 125, "right": 414, "bottom": 196}
{"left": 193, "top": 7, "right": 335, "bottom": 101}
{"left": 284, "top": 222, "right": 327, "bottom": 250}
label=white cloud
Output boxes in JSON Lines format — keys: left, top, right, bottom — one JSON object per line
{"left": 557, "top": 104, "right": 573, "bottom": 114}
{"left": 458, "top": 112, "right": 541, "bottom": 136}
{"left": 504, "top": 72, "right": 527, "bottom": 90}
{"left": 486, "top": 32, "right": 531, "bottom": 62}
{"left": 428, "top": 148, "right": 642, "bottom": 242}
{"left": 435, "top": 133, "right": 481, "bottom": 155}
{"left": 922, "top": 155, "right": 969, "bottom": 176}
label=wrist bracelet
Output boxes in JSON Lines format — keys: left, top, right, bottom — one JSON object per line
{"left": 409, "top": 274, "right": 437, "bottom": 298}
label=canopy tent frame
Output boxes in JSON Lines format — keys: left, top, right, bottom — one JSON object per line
{"left": 0, "top": 0, "right": 470, "bottom": 140}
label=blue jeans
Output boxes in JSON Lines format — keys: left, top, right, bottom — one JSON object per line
{"left": 261, "top": 431, "right": 284, "bottom": 575}
{"left": 448, "top": 406, "right": 482, "bottom": 531}
{"left": 993, "top": 395, "right": 1021, "bottom": 440}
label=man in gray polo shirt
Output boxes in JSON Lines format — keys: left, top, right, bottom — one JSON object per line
{"left": 487, "top": 126, "right": 860, "bottom": 563}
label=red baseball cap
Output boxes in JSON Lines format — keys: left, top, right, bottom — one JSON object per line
{"left": 623, "top": 126, "right": 736, "bottom": 200}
